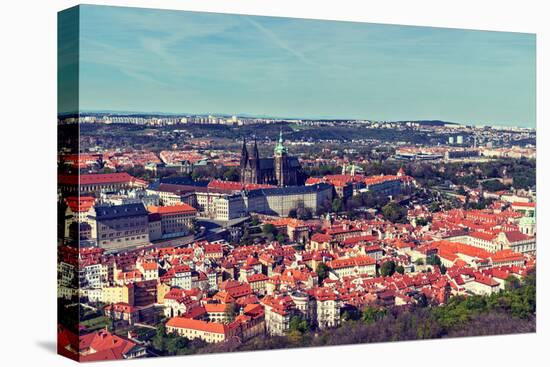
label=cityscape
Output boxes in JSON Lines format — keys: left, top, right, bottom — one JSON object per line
{"left": 57, "top": 5, "right": 536, "bottom": 362}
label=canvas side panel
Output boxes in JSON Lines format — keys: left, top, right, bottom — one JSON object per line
{"left": 57, "top": 5, "right": 81, "bottom": 362}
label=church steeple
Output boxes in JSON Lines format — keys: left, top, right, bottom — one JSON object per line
{"left": 274, "top": 129, "right": 287, "bottom": 156}
{"left": 240, "top": 137, "right": 249, "bottom": 168}
{"left": 253, "top": 136, "right": 260, "bottom": 161}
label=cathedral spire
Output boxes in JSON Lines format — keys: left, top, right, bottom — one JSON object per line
{"left": 274, "top": 129, "right": 287, "bottom": 155}
{"left": 253, "top": 136, "right": 260, "bottom": 160}
{"left": 240, "top": 137, "right": 249, "bottom": 168}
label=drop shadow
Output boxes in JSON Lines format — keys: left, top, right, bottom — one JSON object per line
{"left": 36, "top": 340, "right": 57, "bottom": 354}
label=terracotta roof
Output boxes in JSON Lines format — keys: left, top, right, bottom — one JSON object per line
{"left": 204, "top": 303, "right": 230, "bottom": 313}
{"left": 431, "top": 240, "right": 491, "bottom": 260}
{"left": 207, "top": 180, "right": 275, "bottom": 191}
{"left": 104, "top": 302, "right": 136, "bottom": 313}
{"left": 166, "top": 317, "right": 227, "bottom": 334}
{"left": 65, "top": 196, "right": 95, "bottom": 212}
{"left": 247, "top": 273, "right": 269, "bottom": 282}
{"left": 328, "top": 255, "right": 376, "bottom": 270}
{"left": 147, "top": 203, "right": 197, "bottom": 215}
{"left": 311, "top": 233, "right": 332, "bottom": 243}
{"left": 474, "top": 273, "right": 500, "bottom": 287}
{"left": 469, "top": 231, "right": 498, "bottom": 241}
{"left": 491, "top": 249, "right": 524, "bottom": 263}
{"left": 78, "top": 329, "right": 137, "bottom": 361}
{"left": 503, "top": 230, "right": 533, "bottom": 243}
{"left": 59, "top": 172, "right": 145, "bottom": 186}
{"left": 141, "top": 262, "right": 158, "bottom": 271}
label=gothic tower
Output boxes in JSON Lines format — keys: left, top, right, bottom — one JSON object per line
{"left": 274, "top": 130, "right": 289, "bottom": 187}
{"left": 240, "top": 137, "right": 249, "bottom": 183}
{"left": 252, "top": 137, "right": 261, "bottom": 183}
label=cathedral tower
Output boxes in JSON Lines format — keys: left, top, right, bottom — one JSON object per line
{"left": 240, "top": 137, "right": 250, "bottom": 183}
{"left": 274, "top": 130, "right": 289, "bottom": 187}
{"left": 252, "top": 137, "right": 261, "bottom": 183}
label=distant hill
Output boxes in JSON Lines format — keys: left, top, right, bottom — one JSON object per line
{"left": 394, "top": 120, "right": 459, "bottom": 126}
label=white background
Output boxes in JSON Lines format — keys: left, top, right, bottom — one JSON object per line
{"left": 0, "top": 0, "right": 547, "bottom": 365}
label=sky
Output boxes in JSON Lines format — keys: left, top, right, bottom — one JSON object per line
{"left": 59, "top": 5, "right": 536, "bottom": 127}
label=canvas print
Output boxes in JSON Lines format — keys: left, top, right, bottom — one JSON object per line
{"left": 57, "top": 5, "right": 536, "bottom": 362}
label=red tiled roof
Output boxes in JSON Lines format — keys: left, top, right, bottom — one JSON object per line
{"left": 311, "top": 233, "right": 332, "bottom": 243}
{"left": 203, "top": 244, "right": 223, "bottom": 254}
{"left": 511, "top": 202, "right": 535, "bottom": 208}
{"left": 65, "top": 196, "right": 95, "bottom": 212}
{"left": 328, "top": 255, "right": 376, "bottom": 270}
{"left": 503, "top": 230, "right": 533, "bottom": 243}
{"left": 208, "top": 180, "right": 274, "bottom": 191}
{"left": 305, "top": 177, "right": 323, "bottom": 185}
{"left": 59, "top": 172, "right": 145, "bottom": 186}
{"left": 104, "top": 302, "right": 136, "bottom": 313}
{"left": 469, "top": 231, "right": 498, "bottom": 241}
{"left": 474, "top": 273, "right": 500, "bottom": 287}
{"left": 431, "top": 240, "right": 491, "bottom": 260}
{"left": 491, "top": 249, "right": 524, "bottom": 263}
{"left": 141, "top": 262, "right": 158, "bottom": 271}
{"left": 78, "top": 329, "right": 137, "bottom": 362}
{"left": 247, "top": 273, "right": 268, "bottom": 282}
{"left": 204, "top": 303, "right": 230, "bottom": 313}
{"left": 166, "top": 317, "right": 227, "bottom": 334}
{"left": 148, "top": 203, "right": 197, "bottom": 215}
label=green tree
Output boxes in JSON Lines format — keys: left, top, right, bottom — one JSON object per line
{"left": 109, "top": 303, "right": 116, "bottom": 332}
{"left": 426, "top": 254, "right": 442, "bottom": 266}
{"left": 362, "top": 307, "right": 386, "bottom": 325}
{"left": 380, "top": 261, "right": 396, "bottom": 277}
{"left": 504, "top": 275, "right": 521, "bottom": 291}
{"left": 382, "top": 202, "right": 408, "bottom": 223}
{"left": 296, "top": 205, "right": 313, "bottom": 220}
{"left": 316, "top": 263, "right": 330, "bottom": 283}
{"left": 262, "top": 223, "right": 278, "bottom": 236}
{"left": 222, "top": 167, "right": 240, "bottom": 182}
{"left": 166, "top": 335, "right": 189, "bottom": 355}
{"left": 416, "top": 217, "right": 429, "bottom": 227}
{"left": 395, "top": 265, "right": 405, "bottom": 275}
{"left": 332, "top": 198, "right": 343, "bottom": 213}
{"left": 152, "top": 324, "right": 167, "bottom": 351}
{"left": 226, "top": 302, "right": 237, "bottom": 321}
{"left": 341, "top": 309, "right": 361, "bottom": 322}
{"left": 289, "top": 316, "right": 309, "bottom": 333}
{"left": 481, "top": 179, "right": 508, "bottom": 192}
{"left": 239, "top": 228, "right": 255, "bottom": 246}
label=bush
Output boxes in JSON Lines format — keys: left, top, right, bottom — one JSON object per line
{"left": 382, "top": 202, "right": 408, "bottom": 223}
{"left": 380, "top": 261, "right": 396, "bottom": 277}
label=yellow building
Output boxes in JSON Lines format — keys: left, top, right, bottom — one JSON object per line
{"left": 156, "top": 282, "right": 171, "bottom": 304}
{"left": 102, "top": 285, "right": 133, "bottom": 305}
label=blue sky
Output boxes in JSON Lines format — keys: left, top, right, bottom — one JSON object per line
{"left": 67, "top": 5, "right": 535, "bottom": 127}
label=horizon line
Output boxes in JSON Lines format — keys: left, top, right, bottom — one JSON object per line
{"left": 59, "top": 109, "right": 536, "bottom": 130}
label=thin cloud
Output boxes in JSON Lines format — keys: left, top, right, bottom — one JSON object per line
{"left": 245, "top": 16, "right": 317, "bottom": 66}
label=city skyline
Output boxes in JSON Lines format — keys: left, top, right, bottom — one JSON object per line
{"left": 56, "top": 6, "right": 537, "bottom": 361}
{"left": 63, "top": 5, "right": 536, "bottom": 127}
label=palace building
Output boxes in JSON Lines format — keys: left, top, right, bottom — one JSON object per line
{"left": 240, "top": 132, "right": 304, "bottom": 187}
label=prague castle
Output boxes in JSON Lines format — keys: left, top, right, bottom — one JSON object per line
{"left": 240, "top": 132, "right": 304, "bottom": 187}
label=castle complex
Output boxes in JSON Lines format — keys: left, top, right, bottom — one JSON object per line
{"left": 240, "top": 132, "right": 304, "bottom": 187}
